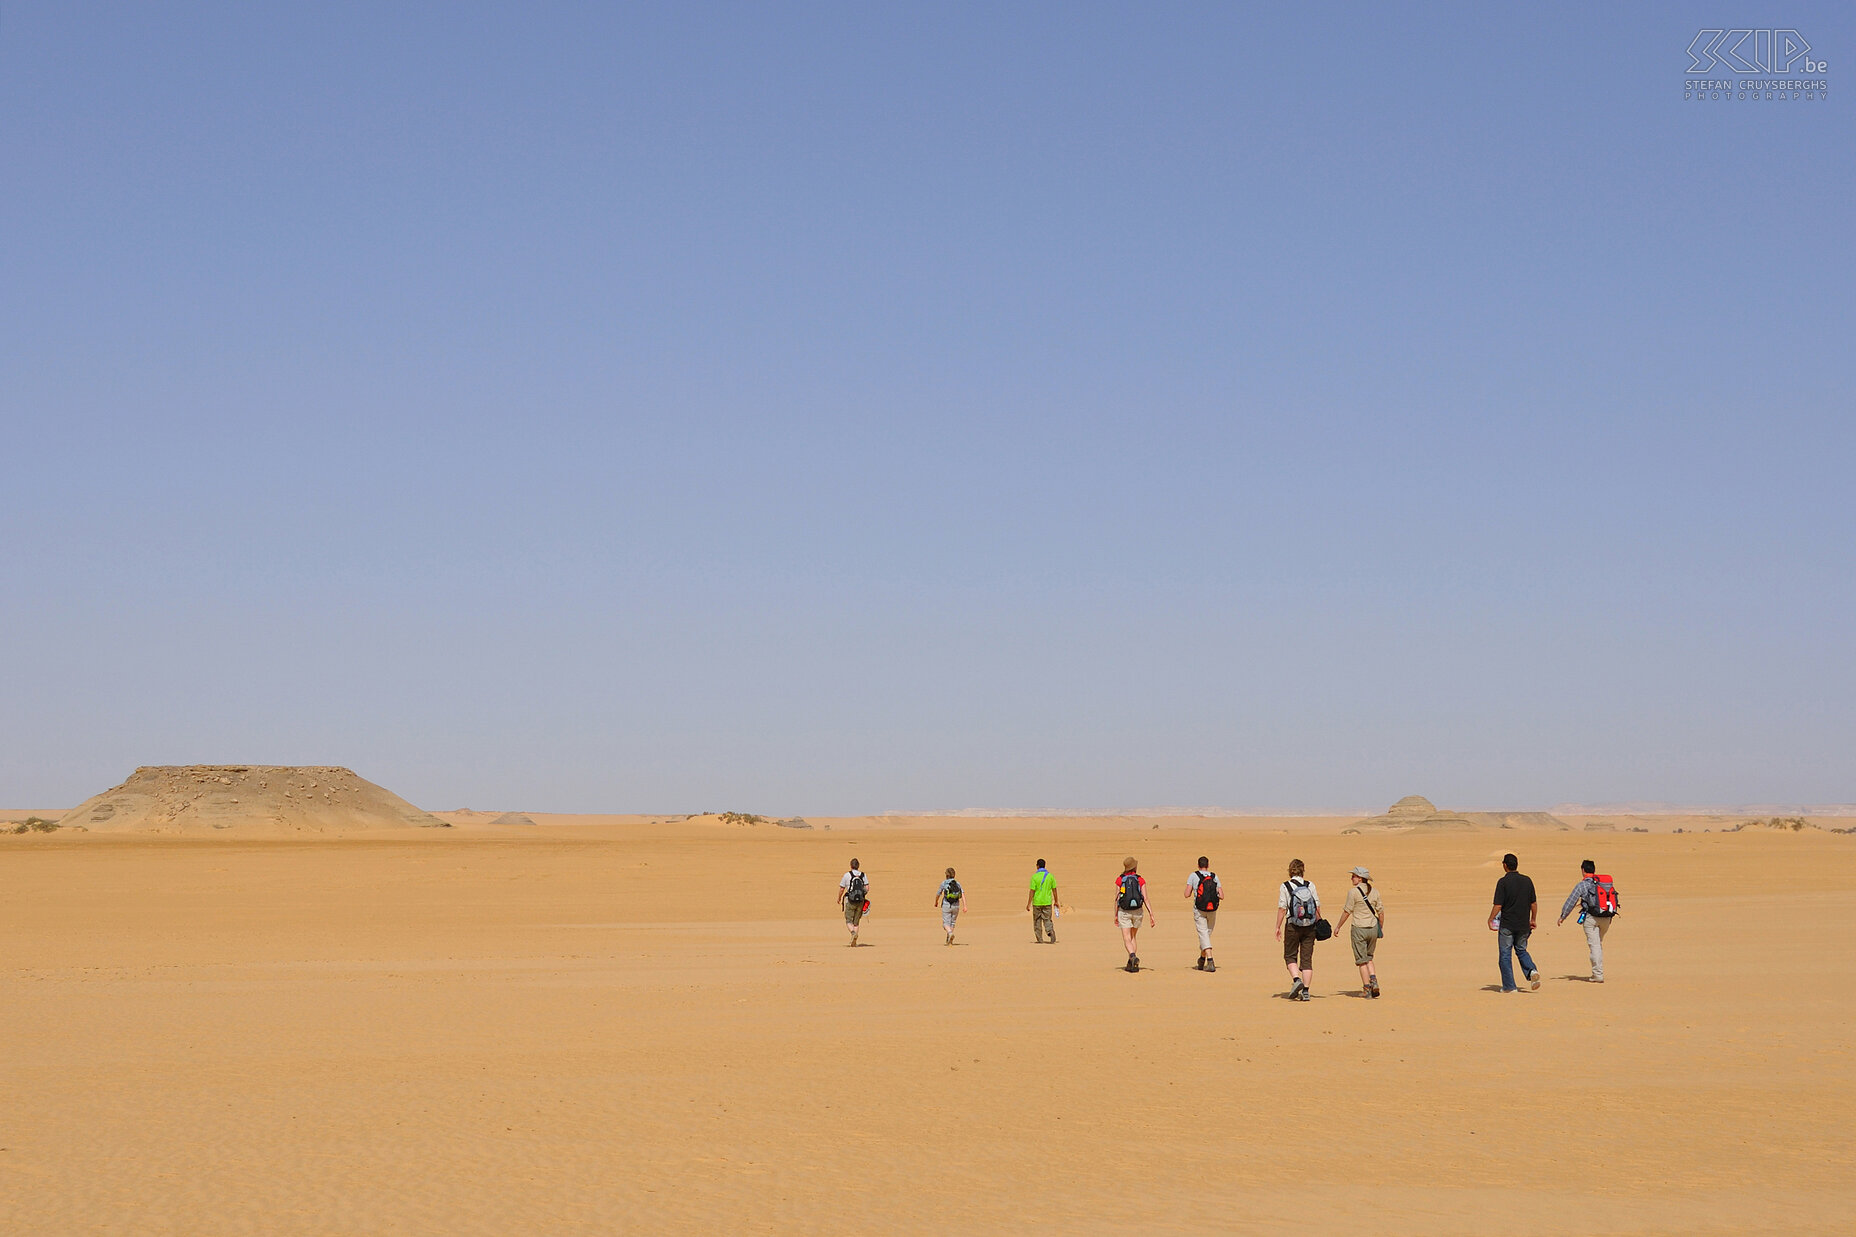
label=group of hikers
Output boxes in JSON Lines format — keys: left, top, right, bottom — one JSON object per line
{"left": 836, "top": 852, "right": 1623, "bottom": 995}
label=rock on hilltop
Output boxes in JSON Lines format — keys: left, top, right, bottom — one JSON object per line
{"left": 1349, "top": 795, "right": 1477, "bottom": 831}
{"left": 58, "top": 766, "right": 450, "bottom": 833}
{"left": 1348, "top": 795, "right": 1571, "bottom": 832}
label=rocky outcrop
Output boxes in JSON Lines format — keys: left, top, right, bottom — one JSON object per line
{"left": 1350, "top": 796, "right": 1570, "bottom": 832}
{"left": 57, "top": 766, "right": 450, "bottom": 833}
{"left": 1350, "top": 795, "right": 1476, "bottom": 831}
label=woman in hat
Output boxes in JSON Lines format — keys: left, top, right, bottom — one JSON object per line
{"left": 1334, "top": 866, "right": 1385, "bottom": 998}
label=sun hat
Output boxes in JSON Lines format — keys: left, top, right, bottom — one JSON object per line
{"left": 1350, "top": 866, "right": 1371, "bottom": 879}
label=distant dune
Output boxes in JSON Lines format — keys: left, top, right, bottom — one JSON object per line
{"left": 1554, "top": 802, "right": 1856, "bottom": 816}
{"left": 18, "top": 792, "right": 1853, "bottom": 839}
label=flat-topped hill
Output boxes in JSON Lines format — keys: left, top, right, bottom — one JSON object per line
{"left": 57, "top": 766, "right": 450, "bottom": 833}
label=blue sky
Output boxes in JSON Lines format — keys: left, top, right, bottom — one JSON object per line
{"left": 3, "top": 4, "right": 1851, "bottom": 813}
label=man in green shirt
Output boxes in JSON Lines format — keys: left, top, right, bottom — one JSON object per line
{"left": 1026, "top": 858, "right": 1061, "bottom": 943}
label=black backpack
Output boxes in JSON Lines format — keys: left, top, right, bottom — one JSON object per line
{"left": 943, "top": 879, "right": 962, "bottom": 903}
{"left": 1194, "top": 872, "right": 1220, "bottom": 913}
{"left": 846, "top": 872, "right": 867, "bottom": 903}
{"left": 1118, "top": 872, "right": 1145, "bottom": 910}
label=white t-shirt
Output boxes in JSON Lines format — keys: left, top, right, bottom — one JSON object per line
{"left": 1278, "top": 878, "right": 1318, "bottom": 909}
{"left": 839, "top": 870, "right": 867, "bottom": 892}
{"left": 1187, "top": 870, "right": 1223, "bottom": 899}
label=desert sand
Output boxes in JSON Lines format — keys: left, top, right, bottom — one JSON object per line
{"left": 3, "top": 814, "right": 1853, "bottom": 1235}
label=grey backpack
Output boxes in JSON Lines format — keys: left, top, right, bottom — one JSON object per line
{"left": 1284, "top": 879, "right": 1318, "bottom": 927}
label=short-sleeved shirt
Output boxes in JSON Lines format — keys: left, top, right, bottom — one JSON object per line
{"left": 840, "top": 870, "right": 867, "bottom": 895}
{"left": 937, "top": 878, "right": 961, "bottom": 903}
{"left": 1114, "top": 873, "right": 1148, "bottom": 904}
{"left": 1493, "top": 871, "right": 1536, "bottom": 933}
{"left": 1344, "top": 884, "right": 1383, "bottom": 926}
{"left": 1278, "top": 878, "right": 1318, "bottom": 909}
{"left": 1187, "top": 871, "right": 1223, "bottom": 901}
{"left": 1029, "top": 870, "right": 1057, "bottom": 906}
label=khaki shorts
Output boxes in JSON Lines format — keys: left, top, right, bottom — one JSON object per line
{"left": 1351, "top": 925, "right": 1379, "bottom": 966}
{"left": 1116, "top": 906, "right": 1147, "bottom": 930}
{"left": 843, "top": 899, "right": 865, "bottom": 925}
{"left": 1192, "top": 908, "right": 1216, "bottom": 949}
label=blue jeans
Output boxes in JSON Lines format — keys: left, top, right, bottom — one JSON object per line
{"left": 1498, "top": 927, "right": 1537, "bottom": 991}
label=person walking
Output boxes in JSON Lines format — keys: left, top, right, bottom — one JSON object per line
{"left": 1334, "top": 866, "right": 1384, "bottom": 997}
{"left": 1114, "top": 857, "right": 1156, "bottom": 972}
{"left": 1026, "top": 858, "right": 1061, "bottom": 943}
{"left": 1184, "top": 857, "right": 1222, "bottom": 972}
{"left": 837, "top": 859, "right": 870, "bottom": 946}
{"left": 934, "top": 866, "right": 965, "bottom": 945}
{"left": 1491, "top": 853, "right": 1539, "bottom": 992}
{"left": 1276, "top": 859, "right": 1320, "bottom": 1000}
{"left": 1556, "top": 859, "right": 1620, "bottom": 982}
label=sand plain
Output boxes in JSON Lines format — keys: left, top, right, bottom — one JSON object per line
{"left": 3, "top": 817, "right": 1853, "bottom": 1235}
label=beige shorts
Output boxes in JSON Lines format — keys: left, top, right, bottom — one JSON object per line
{"left": 1116, "top": 906, "right": 1147, "bottom": 930}
{"left": 1351, "top": 925, "right": 1379, "bottom": 966}
{"left": 1192, "top": 908, "right": 1216, "bottom": 948}
{"left": 843, "top": 900, "right": 865, "bottom": 925}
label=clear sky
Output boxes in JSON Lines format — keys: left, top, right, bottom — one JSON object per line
{"left": 3, "top": 4, "right": 1851, "bottom": 814}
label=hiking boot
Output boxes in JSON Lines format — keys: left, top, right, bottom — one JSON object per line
{"left": 1296, "top": 988, "right": 1311, "bottom": 1001}
{"left": 1528, "top": 970, "right": 1541, "bottom": 991}
{"left": 1125, "top": 956, "right": 1138, "bottom": 973}
{"left": 1195, "top": 957, "right": 1205, "bottom": 970}
{"left": 1290, "top": 977, "right": 1305, "bottom": 998}
{"left": 1203, "top": 959, "right": 1216, "bottom": 973}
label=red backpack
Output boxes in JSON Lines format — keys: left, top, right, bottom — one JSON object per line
{"left": 1587, "top": 874, "right": 1619, "bottom": 917}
